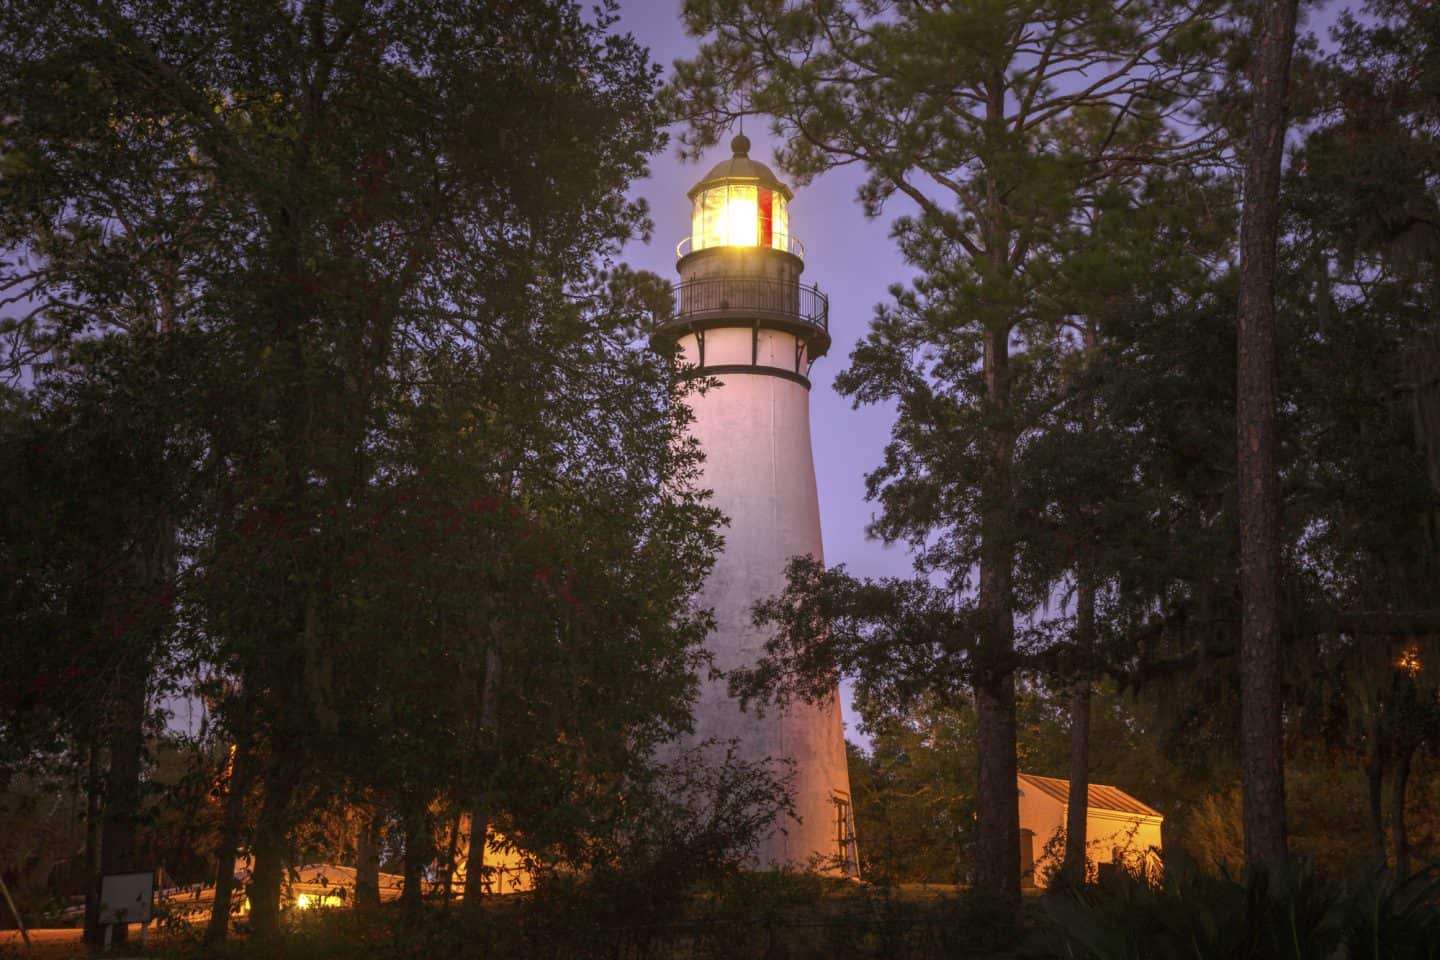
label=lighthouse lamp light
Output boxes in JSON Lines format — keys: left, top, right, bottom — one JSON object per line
{"left": 690, "top": 182, "right": 790, "bottom": 252}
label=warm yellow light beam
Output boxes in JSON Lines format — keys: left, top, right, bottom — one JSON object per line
{"left": 720, "top": 186, "right": 758, "bottom": 246}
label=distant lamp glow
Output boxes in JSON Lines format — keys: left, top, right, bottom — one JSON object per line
{"left": 294, "top": 891, "right": 340, "bottom": 910}
{"left": 1397, "top": 643, "right": 1422, "bottom": 677}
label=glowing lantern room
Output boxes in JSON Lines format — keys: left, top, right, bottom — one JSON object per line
{"left": 659, "top": 133, "right": 829, "bottom": 370}
{"left": 680, "top": 134, "right": 798, "bottom": 259}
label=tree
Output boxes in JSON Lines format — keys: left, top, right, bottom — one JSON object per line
{"left": 672, "top": 0, "right": 1229, "bottom": 904}
{"left": 0, "top": 335, "right": 197, "bottom": 942}
{"left": 1020, "top": 162, "right": 1237, "bottom": 884}
{"left": 3, "top": 0, "right": 723, "bottom": 938}
{"left": 1234, "top": 0, "right": 1300, "bottom": 876}
{"left": 845, "top": 703, "right": 977, "bottom": 885}
{"left": 1280, "top": 0, "right": 1440, "bottom": 877}
{"left": 0, "top": 9, "right": 210, "bottom": 928}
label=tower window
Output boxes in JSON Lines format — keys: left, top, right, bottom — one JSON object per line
{"left": 832, "top": 792, "right": 860, "bottom": 877}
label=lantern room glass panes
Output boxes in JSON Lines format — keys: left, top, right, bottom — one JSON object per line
{"left": 690, "top": 184, "right": 791, "bottom": 253}
{"left": 772, "top": 192, "right": 788, "bottom": 250}
{"left": 722, "top": 185, "right": 758, "bottom": 247}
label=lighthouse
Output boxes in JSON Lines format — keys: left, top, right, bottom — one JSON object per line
{"left": 654, "top": 135, "right": 859, "bottom": 876}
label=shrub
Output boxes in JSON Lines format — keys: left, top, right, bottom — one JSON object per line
{"left": 1045, "top": 851, "right": 1440, "bottom": 960}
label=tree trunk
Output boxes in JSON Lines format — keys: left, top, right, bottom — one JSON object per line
{"left": 0, "top": 874, "right": 28, "bottom": 951}
{"left": 1061, "top": 576, "right": 1095, "bottom": 886}
{"left": 97, "top": 668, "right": 149, "bottom": 946}
{"left": 973, "top": 324, "right": 1020, "bottom": 910}
{"left": 462, "top": 645, "right": 502, "bottom": 916}
{"left": 441, "top": 810, "right": 461, "bottom": 904}
{"left": 1392, "top": 748, "right": 1412, "bottom": 877}
{"left": 400, "top": 800, "right": 432, "bottom": 921}
{"left": 1061, "top": 323, "right": 1101, "bottom": 888}
{"left": 465, "top": 804, "right": 490, "bottom": 908}
{"left": 82, "top": 747, "right": 102, "bottom": 946}
{"left": 206, "top": 735, "right": 252, "bottom": 944}
{"left": 247, "top": 758, "right": 301, "bottom": 939}
{"left": 355, "top": 811, "right": 382, "bottom": 911}
{"left": 93, "top": 497, "right": 176, "bottom": 945}
{"left": 1365, "top": 752, "right": 1387, "bottom": 868}
{"left": 1235, "top": 0, "right": 1298, "bottom": 879}
{"left": 974, "top": 681, "right": 1019, "bottom": 901}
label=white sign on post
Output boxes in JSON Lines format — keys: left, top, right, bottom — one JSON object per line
{"left": 98, "top": 872, "right": 154, "bottom": 948}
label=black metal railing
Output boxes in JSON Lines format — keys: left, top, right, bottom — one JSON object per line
{"left": 669, "top": 277, "right": 829, "bottom": 333}
{"left": 676, "top": 234, "right": 806, "bottom": 260}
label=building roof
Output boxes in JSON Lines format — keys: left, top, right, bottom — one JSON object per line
{"left": 1018, "top": 773, "right": 1163, "bottom": 819}
{"left": 687, "top": 135, "right": 794, "bottom": 200}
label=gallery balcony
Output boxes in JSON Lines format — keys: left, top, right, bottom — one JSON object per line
{"left": 662, "top": 276, "right": 829, "bottom": 345}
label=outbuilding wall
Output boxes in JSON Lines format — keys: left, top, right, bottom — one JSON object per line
{"left": 1017, "top": 777, "right": 1164, "bottom": 887}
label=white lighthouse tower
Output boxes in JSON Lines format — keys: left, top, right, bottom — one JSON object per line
{"left": 655, "top": 136, "right": 859, "bottom": 876}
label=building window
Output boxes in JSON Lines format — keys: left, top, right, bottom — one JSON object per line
{"left": 832, "top": 792, "right": 859, "bottom": 878}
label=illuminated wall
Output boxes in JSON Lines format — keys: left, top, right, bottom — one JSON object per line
{"left": 1017, "top": 774, "right": 1164, "bottom": 887}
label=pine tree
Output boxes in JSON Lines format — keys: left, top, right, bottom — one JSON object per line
{"left": 1234, "top": 0, "right": 1299, "bottom": 877}
{"left": 673, "top": 0, "right": 1228, "bottom": 905}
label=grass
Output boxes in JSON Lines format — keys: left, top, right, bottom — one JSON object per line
{"left": 2, "top": 880, "right": 1052, "bottom": 960}
{"left": 11, "top": 860, "right": 1438, "bottom": 960}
